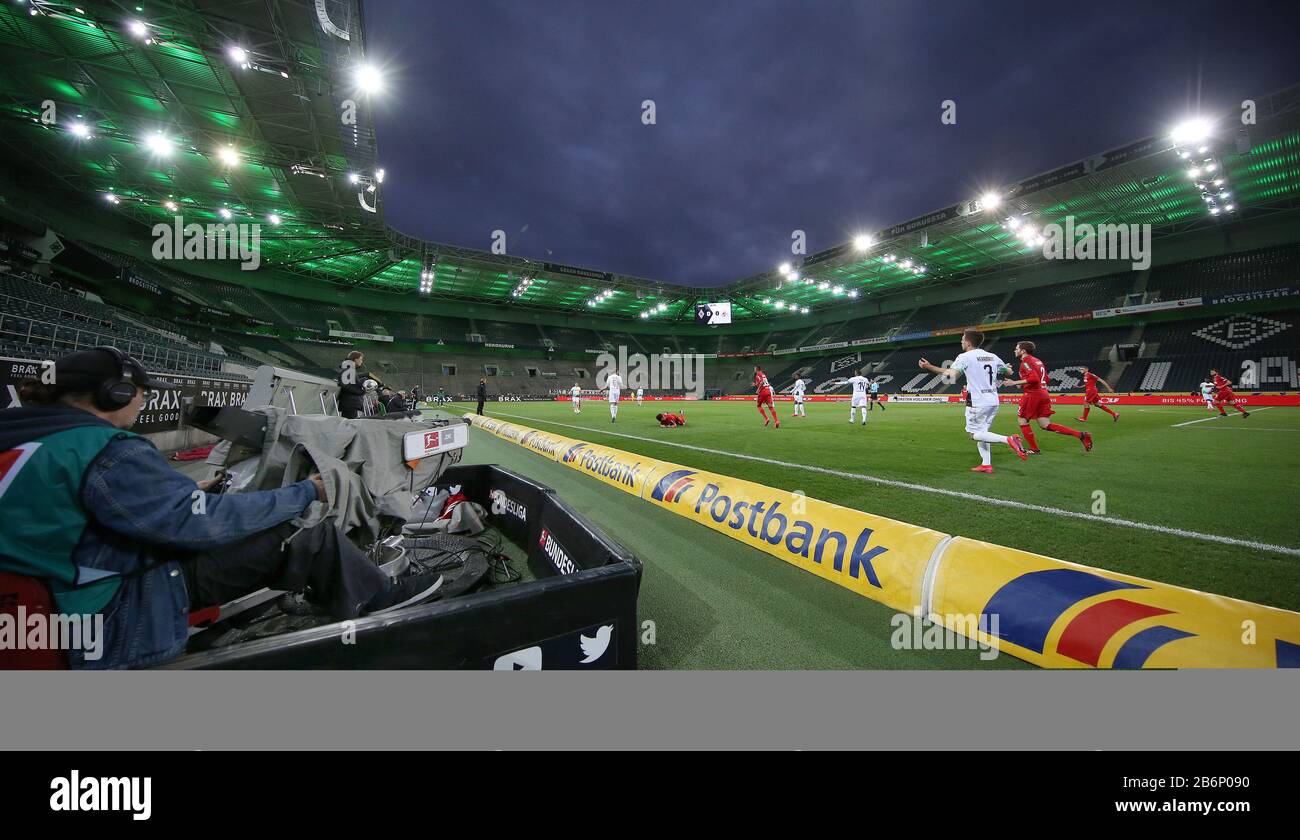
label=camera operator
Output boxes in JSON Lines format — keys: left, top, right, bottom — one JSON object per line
{"left": 0, "top": 347, "right": 444, "bottom": 669}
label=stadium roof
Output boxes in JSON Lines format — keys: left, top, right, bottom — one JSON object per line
{"left": 2, "top": 1, "right": 1299, "bottom": 322}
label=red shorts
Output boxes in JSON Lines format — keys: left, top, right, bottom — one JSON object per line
{"left": 1018, "top": 390, "right": 1055, "bottom": 420}
{"left": 1085, "top": 390, "right": 1100, "bottom": 404}
{"left": 756, "top": 388, "right": 774, "bottom": 407}
{"left": 1215, "top": 390, "right": 1237, "bottom": 404}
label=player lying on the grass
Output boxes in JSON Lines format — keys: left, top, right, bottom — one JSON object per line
{"left": 754, "top": 365, "right": 779, "bottom": 428}
{"left": 918, "top": 329, "right": 1027, "bottom": 473}
{"left": 1077, "top": 366, "right": 1118, "bottom": 422}
{"left": 847, "top": 370, "right": 871, "bottom": 426}
{"left": 1001, "top": 341, "right": 1092, "bottom": 454}
{"left": 655, "top": 411, "right": 686, "bottom": 427}
{"left": 791, "top": 377, "right": 807, "bottom": 417}
{"left": 1210, "top": 368, "right": 1250, "bottom": 418}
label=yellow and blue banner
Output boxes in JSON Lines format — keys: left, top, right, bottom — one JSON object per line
{"left": 465, "top": 414, "right": 1300, "bottom": 668}
{"left": 930, "top": 538, "right": 1300, "bottom": 669}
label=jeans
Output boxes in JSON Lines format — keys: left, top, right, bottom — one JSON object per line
{"left": 180, "top": 522, "right": 389, "bottom": 620}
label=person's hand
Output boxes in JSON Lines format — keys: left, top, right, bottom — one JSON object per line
{"left": 918, "top": 358, "right": 930, "bottom": 369}
{"left": 309, "top": 474, "right": 327, "bottom": 502}
{"left": 196, "top": 476, "right": 221, "bottom": 492}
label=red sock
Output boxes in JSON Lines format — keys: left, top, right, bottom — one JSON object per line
{"left": 758, "top": 405, "right": 770, "bottom": 422}
{"left": 1020, "top": 424, "right": 1038, "bottom": 451}
{"left": 1046, "top": 423, "right": 1083, "bottom": 439}
{"left": 1236, "top": 405, "right": 1248, "bottom": 415}
{"left": 1081, "top": 405, "right": 1091, "bottom": 420}
{"left": 1218, "top": 407, "right": 1227, "bottom": 416}
{"left": 1100, "top": 404, "right": 1118, "bottom": 418}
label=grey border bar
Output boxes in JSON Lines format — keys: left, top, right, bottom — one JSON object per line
{"left": 3, "top": 672, "right": 1296, "bottom": 750}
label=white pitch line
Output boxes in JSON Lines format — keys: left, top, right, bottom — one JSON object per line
{"left": 483, "top": 409, "right": 1300, "bottom": 559}
{"left": 1194, "top": 427, "right": 1300, "bottom": 432}
{"left": 1172, "top": 407, "right": 1273, "bottom": 427}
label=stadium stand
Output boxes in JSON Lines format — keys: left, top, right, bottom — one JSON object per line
{"left": 473, "top": 319, "right": 546, "bottom": 347}
{"left": 541, "top": 325, "right": 602, "bottom": 351}
{"left": 0, "top": 261, "right": 237, "bottom": 376}
{"left": 1147, "top": 243, "right": 1300, "bottom": 301}
{"left": 837, "top": 311, "right": 913, "bottom": 342}
{"left": 409, "top": 312, "right": 480, "bottom": 342}
{"left": 1003, "top": 273, "right": 1137, "bottom": 319}
{"left": 717, "top": 331, "right": 768, "bottom": 354}
{"left": 761, "top": 328, "right": 808, "bottom": 351}
{"left": 909, "top": 293, "right": 1006, "bottom": 331}
{"left": 1117, "top": 309, "right": 1299, "bottom": 392}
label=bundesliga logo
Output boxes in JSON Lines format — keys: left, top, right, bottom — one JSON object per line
{"left": 489, "top": 489, "right": 528, "bottom": 522}
{"left": 538, "top": 529, "right": 575, "bottom": 575}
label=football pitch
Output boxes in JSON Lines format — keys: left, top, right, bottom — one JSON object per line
{"left": 441, "top": 398, "right": 1300, "bottom": 668}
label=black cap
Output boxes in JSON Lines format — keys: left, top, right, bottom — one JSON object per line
{"left": 55, "top": 347, "right": 178, "bottom": 392}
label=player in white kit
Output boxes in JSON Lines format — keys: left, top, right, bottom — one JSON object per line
{"left": 1200, "top": 380, "right": 1216, "bottom": 411}
{"left": 604, "top": 371, "right": 624, "bottom": 422}
{"left": 847, "top": 373, "right": 871, "bottom": 425}
{"left": 636, "top": 387, "right": 644, "bottom": 406}
{"left": 919, "top": 329, "right": 1027, "bottom": 473}
{"left": 791, "top": 378, "right": 807, "bottom": 417}
{"left": 570, "top": 383, "right": 582, "bottom": 413}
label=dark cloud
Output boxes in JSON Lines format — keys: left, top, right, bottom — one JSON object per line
{"left": 366, "top": 0, "right": 1299, "bottom": 287}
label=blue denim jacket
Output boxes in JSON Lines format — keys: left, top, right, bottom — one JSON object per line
{"left": 75, "top": 434, "right": 317, "bottom": 669}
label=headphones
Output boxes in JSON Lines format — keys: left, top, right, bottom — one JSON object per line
{"left": 94, "top": 346, "right": 140, "bottom": 411}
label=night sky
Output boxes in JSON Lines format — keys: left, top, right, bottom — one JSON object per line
{"left": 365, "top": 0, "right": 1299, "bottom": 287}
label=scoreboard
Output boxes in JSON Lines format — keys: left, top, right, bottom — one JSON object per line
{"left": 695, "top": 301, "right": 732, "bottom": 326}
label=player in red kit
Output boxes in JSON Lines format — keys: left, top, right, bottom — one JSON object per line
{"left": 655, "top": 411, "right": 686, "bottom": 427}
{"left": 1002, "top": 341, "right": 1092, "bottom": 454}
{"left": 1210, "top": 368, "right": 1250, "bottom": 418}
{"left": 1077, "top": 366, "right": 1118, "bottom": 422}
{"left": 753, "top": 365, "right": 779, "bottom": 428}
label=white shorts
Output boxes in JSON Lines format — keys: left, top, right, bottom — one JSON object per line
{"left": 573, "top": 397, "right": 581, "bottom": 408}
{"left": 793, "top": 395, "right": 804, "bottom": 404}
{"left": 964, "top": 404, "right": 999, "bottom": 434}
{"left": 608, "top": 389, "right": 620, "bottom": 404}
{"left": 852, "top": 396, "right": 868, "bottom": 408}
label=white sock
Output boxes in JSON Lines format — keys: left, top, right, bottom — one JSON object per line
{"left": 611, "top": 404, "right": 618, "bottom": 419}
{"left": 977, "top": 442, "right": 992, "bottom": 465}
{"left": 849, "top": 407, "right": 857, "bottom": 422}
{"left": 972, "top": 431, "right": 1008, "bottom": 445}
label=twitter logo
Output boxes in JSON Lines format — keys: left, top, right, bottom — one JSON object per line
{"left": 579, "top": 625, "right": 613, "bottom": 664}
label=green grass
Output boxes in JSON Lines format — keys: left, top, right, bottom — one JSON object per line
{"left": 448, "top": 399, "right": 1300, "bottom": 615}
{"left": 443, "top": 412, "right": 1025, "bottom": 669}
